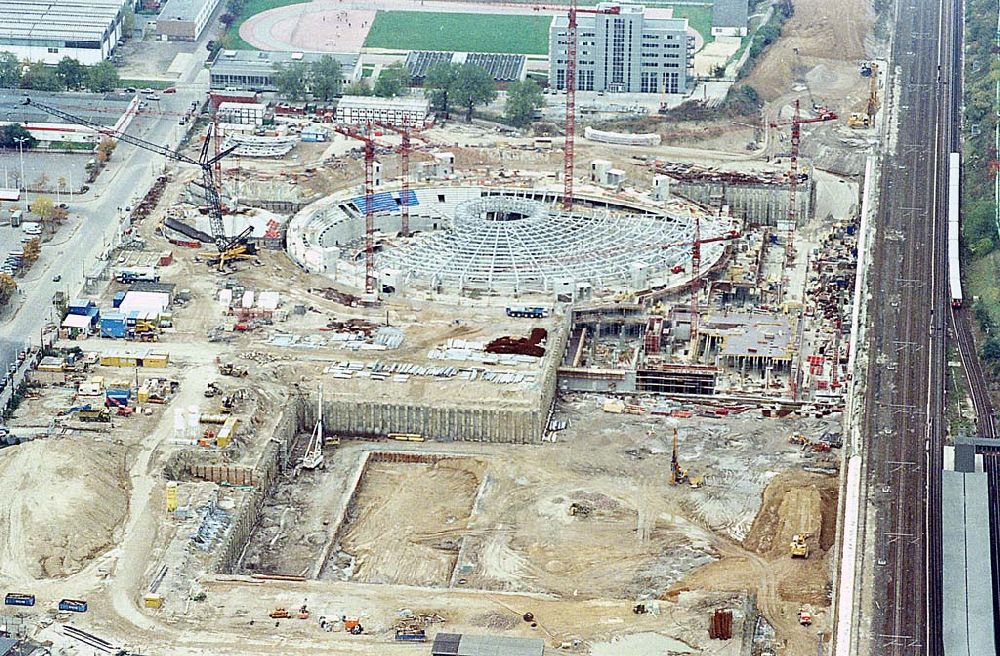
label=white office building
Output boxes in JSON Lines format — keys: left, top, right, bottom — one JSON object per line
{"left": 549, "top": 3, "right": 694, "bottom": 94}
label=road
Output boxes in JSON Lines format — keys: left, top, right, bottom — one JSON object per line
{"left": 0, "top": 55, "right": 211, "bottom": 391}
{"left": 855, "top": 0, "right": 957, "bottom": 651}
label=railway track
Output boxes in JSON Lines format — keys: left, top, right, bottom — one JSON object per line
{"left": 856, "top": 0, "right": 957, "bottom": 650}
{"left": 952, "top": 307, "right": 997, "bottom": 437}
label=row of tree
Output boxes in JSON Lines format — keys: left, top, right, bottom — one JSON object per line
{"left": 0, "top": 53, "right": 121, "bottom": 93}
{"left": 272, "top": 57, "right": 545, "bottom": 127}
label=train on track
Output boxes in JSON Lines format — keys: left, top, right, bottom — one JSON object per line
{"left": 949, "top": 151, "right": 962, "bottom": 307}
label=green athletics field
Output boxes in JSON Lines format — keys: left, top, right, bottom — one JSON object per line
{"left": 363, "top": 11, "right": 553, "bottom": 55}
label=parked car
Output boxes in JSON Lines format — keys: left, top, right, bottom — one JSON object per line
{"left": 52, "top": 274, "right": 61, "bottom": 282}
{"left": 145, "top": 93, "right": 160, "bottom": 101}
{"left": 140, "top": 87, "right": 154, "bottom": 94}
{"left": 163, "top": 86, "right": 177, "bottom": 94}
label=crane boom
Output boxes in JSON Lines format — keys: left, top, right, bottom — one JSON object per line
{"left": 22, "top": 97, "right": 240, "bottom": 253}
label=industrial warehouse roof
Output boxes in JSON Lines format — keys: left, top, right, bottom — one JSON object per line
{"left": 431, "top": 633, "right": 544, "bottom": 656}
{"left": 0, "top": 0, "right": 122, "bottom": 41}
{"left": 943, "top": 470, "right": 996, "bottom": 655}
{"left": 0, "top": 637, "right": 17, "bottom": 656}
{"left": 0, "top": 89, "right": 133, "bottom": 126}
{"left": 711, "top": 0, "right": 749, "bottom": 29}
{"left": 211, "top": 50, "right": 358, "bottom": 75}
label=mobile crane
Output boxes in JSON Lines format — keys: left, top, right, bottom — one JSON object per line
{"left": 22, "top": 98, "right": 255, "bottom": 269}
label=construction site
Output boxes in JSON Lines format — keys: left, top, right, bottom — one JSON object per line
{"left": 0, "top": 2, "right": 886, "bottom": 655}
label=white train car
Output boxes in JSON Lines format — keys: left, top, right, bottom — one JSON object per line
{"left": 949, "top": 151, "right": 962, "bottom": 307}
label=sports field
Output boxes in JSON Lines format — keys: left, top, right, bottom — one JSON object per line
{"left": 363, "top": 11, "right": 552, "bottom": 54}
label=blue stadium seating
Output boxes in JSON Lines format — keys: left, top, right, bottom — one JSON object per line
{"left": 350, "top": 191, "right": 419, "bottom": 215}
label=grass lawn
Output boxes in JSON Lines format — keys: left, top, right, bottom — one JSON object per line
{"left": 223, "top": 0, "right": 310, "bottom": 50}
{"left": 965, "top": 252, "right": 1000, "bottom": 348}
{"left": 364, "top": 11, "right": 552, "bottom": 54}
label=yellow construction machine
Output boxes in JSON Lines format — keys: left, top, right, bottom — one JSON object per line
{"left": 670, "top": 429, "right": 704, "bottom": 488}
{"left": 790, "top": 533, "right": 810, "bottom": 558}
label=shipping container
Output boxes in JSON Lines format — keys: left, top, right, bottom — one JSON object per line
{"left": 113, "top": 291, "right": 126, "bottom": 308}
{"left": 5, "top": 592, "right": 35, "bottom": 606}
{"left": 58, "top": 598, "right": 88, "bottom": 613}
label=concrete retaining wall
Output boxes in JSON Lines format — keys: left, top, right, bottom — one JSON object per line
{"left": 214, "top": 398, "right": 305, "bottom": 573}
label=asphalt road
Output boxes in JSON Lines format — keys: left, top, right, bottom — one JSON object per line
{"left": 0, "top": 58, "right": 211, "bottom": 384}
{"left": 858, "top": 0, "right": 957, "bottom": 651}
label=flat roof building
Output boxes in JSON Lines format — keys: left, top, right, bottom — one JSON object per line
{"left": 209, "top": 50, "right": 360, "bottom": 92}
{"left": 549, "top": 3, "right": 694, "bottom": 94}
{"left": 335, "top": 95, "right": 430, "bottom": 126}
{"left": 0, "top": 0, "right": 132, "bottom": 65}
{"left": 156, "top": 0, "right": 221, "bottom": 41}
{"left": 711, "top": 0, "right": 749, "bottom": 37}
{"left": 0, "top": 89, "right": 138, "bottom": 143}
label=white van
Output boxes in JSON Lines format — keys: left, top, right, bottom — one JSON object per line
{"left": 21, "top": 222, "right": 41, "bottom": 235}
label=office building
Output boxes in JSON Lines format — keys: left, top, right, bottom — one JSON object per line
{"left": 209, "top": 50, "right": 359, "bottom": 92}
{"left": 156, "top": 0, "right": 221, "bottom": 41}
{"left": 549, "top": 3, "right": 694, "bottom": 94}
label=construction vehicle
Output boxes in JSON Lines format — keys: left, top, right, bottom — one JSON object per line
{"left": 78, "top": 408, "right": 111, "bottom": 423}
{"left": 670, "top": 428, "right": 703, "bottom": 487}
{"left": 847, "top": 112, "right": 872, "bottom": 129}
{"left": 343, "top": 617, "right": 364, "bottom": 634}
{"left": 299, "top": 385, "right": 325, "bottom": 470}
{"left": 269, "top": 607, "right": 291, "bottom": 619}
{"left": 568, "top": 502, "right": 591, "bottom": 517}
{"left": 204, "top": 382, "right": 221, "bottom": 398}
{"left": 218, "top": 362, "right": 248, "bottom": 377}
{"left": 788, "top": 433, "right": 808, "bottom": 445}
{"left": 798, "top": 607, "right": 813, "bottom": 626}
{"left": 22, "top": 98, "right": 255, "bottom": 271}
{"left": 790, "top": 533, "right": 810, "bottom": 558}
{"left": 297, "top": 603, "right": 310, "bottom": 620}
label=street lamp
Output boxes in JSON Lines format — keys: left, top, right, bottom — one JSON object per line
{"left": 14, "top": 135, "right": 29, "bottom": 213}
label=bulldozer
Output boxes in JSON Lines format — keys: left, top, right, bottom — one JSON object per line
{"left": 790, "top": 533, "right": 810, "bottom": 559}
{"left": 269, "top": 607, "right": 291, "bottom": 619}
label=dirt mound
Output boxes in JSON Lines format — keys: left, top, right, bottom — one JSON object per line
{"left": 743, "top": 471, "right": 838, "bottom": 559}
{"left": 0, "top": 438, "right": 128, "bottom": 579}
{"left": 744, "top": 0, "right": 874, "bottom": 101}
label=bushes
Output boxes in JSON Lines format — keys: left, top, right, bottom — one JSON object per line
{"left": 737, "top": 0, "right": 793, "bottom": 80}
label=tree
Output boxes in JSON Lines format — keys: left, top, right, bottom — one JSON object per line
{"left": 20, "top": 61, "right": 62, "bottom": 91}
{"left": 85, "top": 61, "right": 120, "bottom": 92}
{"left": 0, "top": 51, "right": 21, "bottom": 87}
{"left": 123, "top": 8, "right": 136, "bottom": 38}
{"left": 56, "top": 57, "right": 87, "bottom": 90}
{"left": 451, "top": 64, "right": 497, "bottom": 122}
{"left": 373, "top": 62, "right": 411, "bottom": 98}
{"left": 30, "top": 196, "right": 54, "bottom": 234}
{"left": 96, "top": 137, "right": 117, "bottom": 163}
{"left": 503, "top": 78, "right": 543, "bottom": 127}
{"left": 984, "top": 337, "right": 1000, "bottom": 362}
{"left": 21, "top": 238, "right": 40, "bottom": 265}
{"left": 310, "top": 55, "right": 343, "bottom": 101}
{"left": 0, "top": 124, "right": 36, "bottom": 150}
{"left": 0, "top": 273, "right": 15, "bottom": 306}
{"left": 424, "top": 61, "right": 461, "bottom": 117}
{"left": 344, "top": 80, "right": 372, "bottom": 96}
{"left": 273, "top": 61, "right": 310, "bottom": 100}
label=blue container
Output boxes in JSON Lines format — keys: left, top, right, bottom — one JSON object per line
{"left": 5, "top": 593, "right": 35, "bottom": 606}
{"left": 100, "top": 313, "right": 126, "bottom": 338}
{"left": 58, "top": 599, "right": 87, "bottom": 613}
{"left": 846, "top": 224, "right": 857, "bottom": 235}
{"left": 113, "top": 292, "right": 126, "bottom": 308}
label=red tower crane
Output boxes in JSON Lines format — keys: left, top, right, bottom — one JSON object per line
{"left": 769, "top": 100, "right": 837, "bottom": 302}
{"left": 331, "top": 122, "right": 379, "bottom": 295}
{"left": 374, "top": 120, "right": 423, "bottom": 238}
{"left": 662, "top": 217, "right": 742, "bottom": 347}
{"left": 556, "top": 1, "right": 621, "bottom": 209}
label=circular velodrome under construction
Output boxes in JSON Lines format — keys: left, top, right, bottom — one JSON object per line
{"left": 287, "top": 185, "right": 735, "bottom": 296}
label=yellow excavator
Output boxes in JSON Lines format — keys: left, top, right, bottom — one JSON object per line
{"left": 790, "top": 533, "right": 810, "bottom": 558}
{"left": 670, "top": 429, "right": 704, "bottom": 488}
